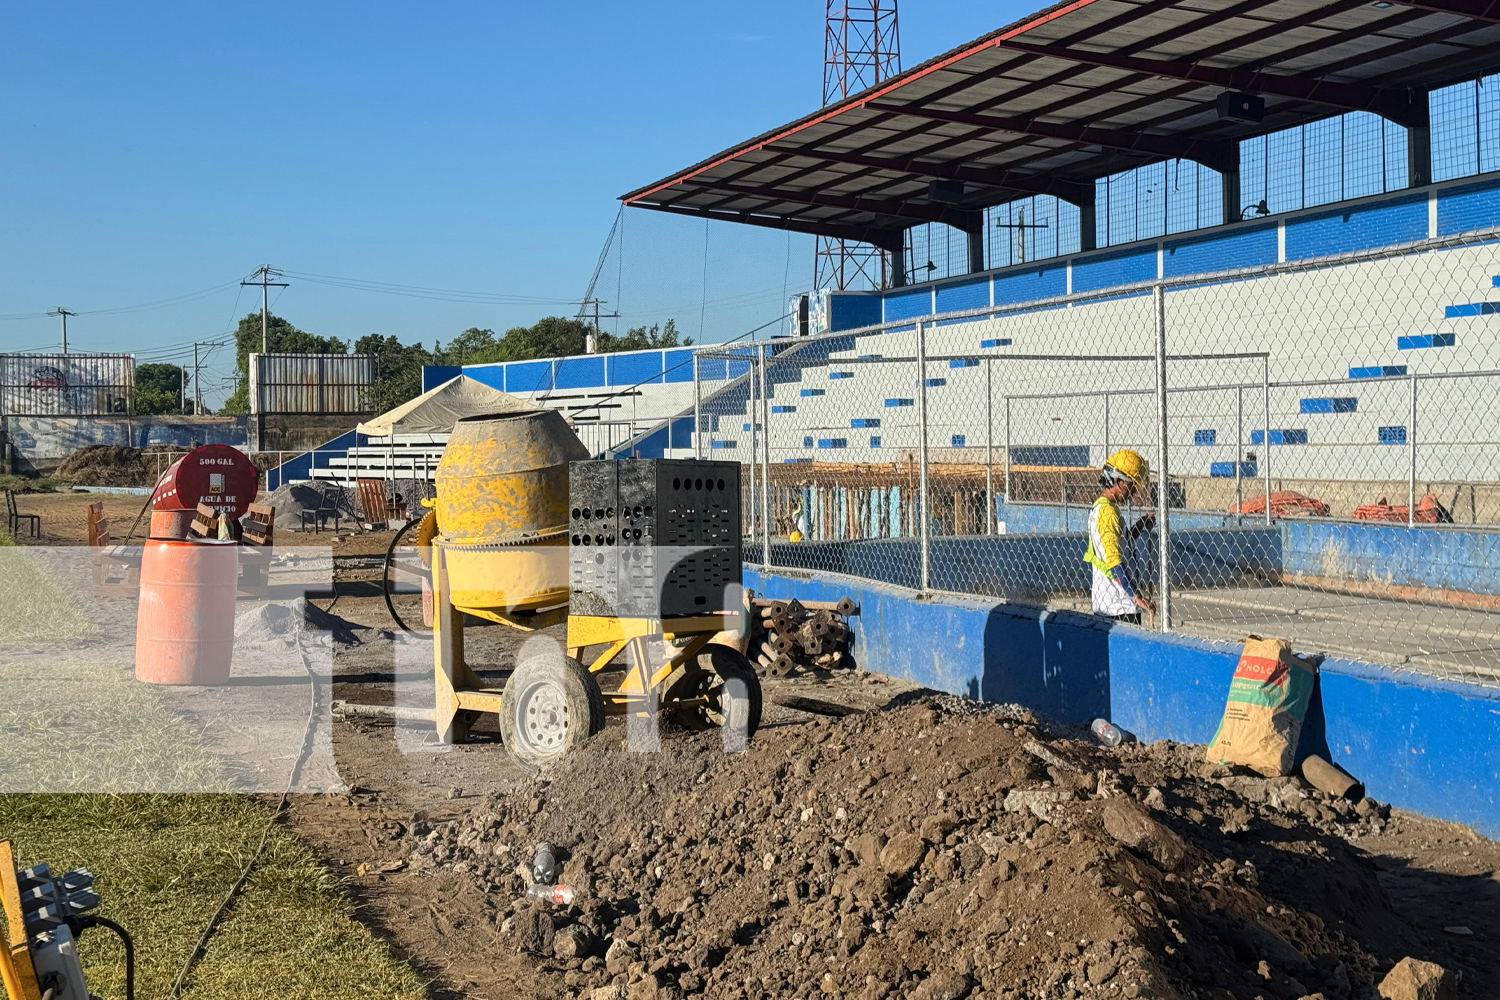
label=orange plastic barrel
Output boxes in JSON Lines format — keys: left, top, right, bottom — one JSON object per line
{"left": 134, "top": 539, "right": 238, "bottom": 685}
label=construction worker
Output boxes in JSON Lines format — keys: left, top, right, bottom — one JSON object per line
{"left": 1083, "top": 449, "right": 1157, "bottom": 624}
{"left": 788, "top": 499, "right": 808, "bottom": 542}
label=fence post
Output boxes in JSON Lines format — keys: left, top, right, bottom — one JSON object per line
{"left": 692, "top": 352, "right": 702, "bottom": 460}
{"left": 917, "top": 321, "right": 931, "bottom": 592}
{"left": 1154, "top": 283, "right": 1171, "bottom": 633}
{"left": 1235, "top": 385, "right": 1244, "bottom": 516}
{"left": 760, "top": 344, "right": 772, "bottom": 566}
{"left": 1102, "top": 391, "right": 1111, "bottom": 463}
{"left": 746, "top": 355, "right": 757, "bottom": 551}
{"left": 1003, "top": 395, "right": 1012, "bottom": 506}
{"left": 985, "top": 357, "right": 994, "bottom": 535}
{"left": 1408, "top": 374, "right": 1418, "bottom": 529}
{"left": 1261, "top": 356, "right": 1272, "bottom": 528}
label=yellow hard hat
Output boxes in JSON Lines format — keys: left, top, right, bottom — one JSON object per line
{"left": 789, "top": 529, "right": 804, "bottom": 542}
{"left": 1102, "top": 448, "right": 1149, "bottom": 488}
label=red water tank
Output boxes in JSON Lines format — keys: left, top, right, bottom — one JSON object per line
{"left": 151, "top": 444, "right": 259, "bottom": 523}
{"left": 134, "top": 538, "right": 238, "bottom": 684}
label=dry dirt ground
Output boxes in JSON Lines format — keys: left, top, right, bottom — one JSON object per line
{"left": 278, "top": 594, "right": 1500, "bottom": 1000}
{"left": 12, "top": 492, "right": 1500, "bottom": 999}
{"left": 8, "top": 489, "right": 401, "bottom": 551}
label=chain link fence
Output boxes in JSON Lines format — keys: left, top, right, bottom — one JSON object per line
{"left": 692, "top": 229, "right": 1500, "bottom": 688}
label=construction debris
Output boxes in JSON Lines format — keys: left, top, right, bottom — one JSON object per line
{"left": 1353, "top": 493, "right": 1454, "bottom": 524}
{"left": 1377, "top": 956, "right": 1459, "bottom": 1000}
{"left": 408, "top": 697, "right": 1425, "bottom": 1000}
{"left": 1301, "top": 754, "right": 1365, "bottom": 801}
{"left": 1228, "top": 490, "right": 1331, "bottom": 518}
{"left": 748, "top": 595, "right": 859, "bottom": 678}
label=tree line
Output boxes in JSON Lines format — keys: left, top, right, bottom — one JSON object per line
{"left": 139, "top": 311, "right": 689, "bottom": 415}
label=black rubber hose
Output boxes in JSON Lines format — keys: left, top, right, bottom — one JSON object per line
{"left": 383, "top": 516, "right": 431, "bottom": 638}
{"left": 77, "top": 914, "right": 134, "bottom": 1000}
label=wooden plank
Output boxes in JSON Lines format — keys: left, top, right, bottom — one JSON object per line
{"left": 356, "top": 478, "right": 391, "bottom": 527}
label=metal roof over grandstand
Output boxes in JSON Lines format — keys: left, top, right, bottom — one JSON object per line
{"left": 621, "top": 0, "right": 1500, "bottom": 253}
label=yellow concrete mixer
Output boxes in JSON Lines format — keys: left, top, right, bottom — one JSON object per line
{"left": 426, "top": 410, "right": 761, "bottom": 767}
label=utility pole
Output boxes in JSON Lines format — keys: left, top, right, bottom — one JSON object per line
{"left": 47, "top": 308, "right": 77, "bottom": 354}
{"left": 994, "top": 205, "right": 1049, "bottom": 265}
{"left": 192, "top": 343, "right": 202, "bottom": 415}
{"left": 577, "top": 296, "right": 618, "bottom": 353}
{"left": 240, "top": 266, "right": 288, "bottom": 354}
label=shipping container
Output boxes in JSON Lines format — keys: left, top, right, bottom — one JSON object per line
{"left": 0, "top": 353, "right": 135, "bottom": 416}
{"left": 249, "top": 353, "right": 376, "bottom": 414}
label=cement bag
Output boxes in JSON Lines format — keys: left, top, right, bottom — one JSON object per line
{"left": 1204, "top": 636, "right": 1319, "bottom": 777}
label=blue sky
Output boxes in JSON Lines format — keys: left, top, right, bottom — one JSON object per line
{"left": 2, "top": 1, "right": 1024, "bottom": 405}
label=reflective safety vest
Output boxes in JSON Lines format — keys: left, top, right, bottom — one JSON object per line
{"left": 1082, "top": 495, "right": 1123, "bottom": 574}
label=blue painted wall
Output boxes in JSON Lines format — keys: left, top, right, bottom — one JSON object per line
{"left": 464, "top": 365, "right": 505, "bottom": 392}
{"left": 446, "top": 345, "right": 706, "bottom": 395}
{"left": 1164, "top": 225, "right": 1278, "bottom": 277}
{"left": 993, "top": 265, "right": 1067, "bottom": 306}
{"left": 665, "top": 349, "right": 695, "bottom": 382}
{"left": 829, "top": 293, "right": 883, "bottom": 332}
{"left": 422, "top": 365, "right": 463, "bottom": 392}
{"left": 266, "top": 427, "right": 366, "bottom": 490}
{"left": 935, "top": 278, "right": 989, "bottom": 315}
{"left": 1073, "top": 248, "right": 1157, "bottom": 292}
{"left": 884, "top": 288, "right": 933, "bottom": 325}
{"left": 1283, "top": 520, "right": 1500, "bottom": 595}
{"left": 1437, "top": 178, "right": 1500, "bottom": 236}
{"left": 555, "top": 356, "right": 604, "bottom": 390}
{"left": 1284, "top": 195, "right": 1428, "bottom": 260}
{"left": 746, "top": 565, "right": 1500, "bottom": 837}
{"left": 609, "top": 351, "right": 663, "bottom": 386}
{"left": 504, "top": 360, "right": 553, "bottom": 393}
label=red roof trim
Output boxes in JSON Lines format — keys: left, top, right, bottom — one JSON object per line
{"left": 619, "top": 0, "right": 1106, "bottom": 205}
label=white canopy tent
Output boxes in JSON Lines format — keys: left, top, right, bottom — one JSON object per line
{"left": 355, "top": 374, "right": 531, "bottom": 437}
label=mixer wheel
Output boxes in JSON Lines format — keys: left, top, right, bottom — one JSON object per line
{"left": 661, "top": 644, "right": 762, "bottom": 750}
{"left": 500, "top": 653, "right": 604, "bottom": 768}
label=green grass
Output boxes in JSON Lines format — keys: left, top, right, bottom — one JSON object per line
{"left": 0, "top": 659, "right": 230, "bottom": 792}
{"left": 0, "top": 795, "right": 429, "bottom": 999}
{"left": 0, "top": 549, "right": 95, "bottom": 646}
{"left": 0, "top": 474, "right": 72, "bottom": 493}
{"left": 0, "top": 561, "right": 427, "bottom": 998}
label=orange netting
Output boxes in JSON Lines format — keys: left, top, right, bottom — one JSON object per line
{"left": 1228, "top": 490, "right": 1331, "bottom": 518}
{"left": 1352, "top": 492, "right": 1452, "bottom": 523}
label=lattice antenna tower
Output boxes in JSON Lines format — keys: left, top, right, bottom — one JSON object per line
{"left": 814, "top": 1, "right": 900, "bottom": 292}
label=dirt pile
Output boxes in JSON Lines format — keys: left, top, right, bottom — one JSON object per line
{"left": 398, "top": 697, "right": 1433, "bottom": 1000}
{"left": 56, "top": 445, "right": 151, "bottom": 486}
{"left": 56, "top": 444, "right": 182, "bottom": 487}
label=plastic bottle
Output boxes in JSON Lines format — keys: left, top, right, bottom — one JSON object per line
{"left": 532, "top": 842, "right": 556, "bottom": 884}
{"left": 1091, "top": 718, "right": 1125, "bottom": 747}
{"left": 526, "top": 883, "right": 575, "bottom": 906}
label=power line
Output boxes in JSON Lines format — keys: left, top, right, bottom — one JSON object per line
{"left": 284, "top": 270, "right": 575, "bottom": 305}
{"left": 0, "top": 281, "right": 240, "bottom": 322}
